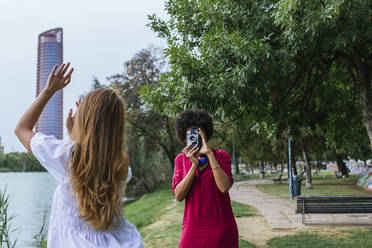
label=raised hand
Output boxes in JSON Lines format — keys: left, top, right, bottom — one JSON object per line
{"left": 197, "top": 128, "right": 211, "bottom": 155}
{"left": 183, "top": 144, "right": 199, "bottom": 166}
{"left": 66, "top": 99, "right": 81, "bottom": 137}
{"left": 45, "top": 63, "right": 73, "bottom": 94}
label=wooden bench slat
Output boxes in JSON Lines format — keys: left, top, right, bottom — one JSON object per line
{"left": 296, "top": 208, "right": 372, "bottom": 214}
{"left": 296, "top": 200, "right": 372, "bottom": 204}
{"left": 297, "top": 196, "right": 372, "bottom": 201}
{"left": 296, "top": 195, "right": 372, "bottom": 224}
{"left": 296, "top": 206, "right": 372, "bottom": 209}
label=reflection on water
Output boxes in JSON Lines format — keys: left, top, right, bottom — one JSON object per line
{"left": 0, "top": 172, "right": 58, "bottom": 248}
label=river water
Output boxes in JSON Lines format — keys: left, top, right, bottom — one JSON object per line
{"left": 0, "top": 172, "right": 58, "bottom": 248}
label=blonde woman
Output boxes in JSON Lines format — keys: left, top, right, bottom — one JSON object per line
{"left": 15, "top": 63, "right": 143, "bottom": 248}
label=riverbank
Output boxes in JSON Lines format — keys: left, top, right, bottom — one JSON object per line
{"left": 0, "top": 167, "right": 12, "bottom": 172}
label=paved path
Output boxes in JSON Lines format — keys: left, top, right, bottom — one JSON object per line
{"left": 230, "top": 179, "right": 372, "bottom": 230}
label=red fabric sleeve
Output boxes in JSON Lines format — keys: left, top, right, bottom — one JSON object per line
{"left": 172, "top": 155, "right": 183, "bottom": 195}
{"left": 218, "top": 151, "right": 233, "bottom": 185}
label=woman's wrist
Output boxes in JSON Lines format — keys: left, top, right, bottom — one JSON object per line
{"left": 205, "top": 149, "right": 214, "bottom": 157}
{"left": 191, "top": 162, "right": 198, "bottom": 169}
{"left": 41, "top": 88, "right": 55, "bottom": 98}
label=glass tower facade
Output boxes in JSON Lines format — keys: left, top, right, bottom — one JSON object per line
{"left": 36, "top": 28, "right": 64, "bottom": 139}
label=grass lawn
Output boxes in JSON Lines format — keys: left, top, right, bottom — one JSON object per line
{"left": 124, "top": 175, "right": 372, "bottom": 247}
{"left": 235, "top": 173, "right": 280, "bottom": 182}
{"left": 257, "top": 172, "right": 372, "bottom": 199}
{"left": 266, "top": 229, "right": 372, "bottom": 248}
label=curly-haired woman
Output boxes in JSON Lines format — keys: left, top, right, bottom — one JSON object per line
{"left": 172, "top": 109, "right": 238, "bottom": 248}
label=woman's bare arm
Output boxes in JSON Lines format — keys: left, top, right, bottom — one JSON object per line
{"left": 15, "top": 63, "right": 73, "bottom": 152}
{"left": 174, "top": 163, "right": 198, "bottom": 202}
{"left": 206, "top": 150, "right": 231, "bottom": 193}
{"left": 197, "top": 129, "right": 231, "bottom": 193}
{"left": 174, "top": 144, "right": 199, "bottom": 202}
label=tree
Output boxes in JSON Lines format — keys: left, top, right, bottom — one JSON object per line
{"left": 107, "top": 46, "right": 181, "bottom": 171}
{"left": 93, "top": 46, "right": 182, "bottom": 195}
{"left": 143, "top": 1, "right": 372, "bottom": 184}
{"left": 274, "top": 0, "right": 372, "bottom": 150}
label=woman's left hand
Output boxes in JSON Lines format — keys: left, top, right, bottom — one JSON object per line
{"left": 66, "top": 99, "right": 81, "bottom": 136}
{"left": 197, "top": 129, "right": 211, "bottom": 155}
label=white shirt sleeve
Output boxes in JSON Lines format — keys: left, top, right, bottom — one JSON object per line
{"left": 30, "top": 132, "right": 75, "bottom": 183}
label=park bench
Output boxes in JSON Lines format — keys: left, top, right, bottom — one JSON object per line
{"left": 272, "top": 174, "right": 282, "bottom": 184}
{"left": 296, "top": 196, "right": 372, "bottom": 225}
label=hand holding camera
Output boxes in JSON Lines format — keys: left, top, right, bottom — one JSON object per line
{"left": 186, "top": 128, "right": 210, "bottom": 154}
{"left": 184, "top": 128, "right": 212, "bottom": 168}
{"left": 182, "top": 143, "right": 199, "bottom": 166}
{"left": 196, "top": 128, "right": 211, "bottom": 155}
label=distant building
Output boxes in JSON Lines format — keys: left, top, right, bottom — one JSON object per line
{"left": 0, "top": 137, "right": 4, "bottom": 155}
{"left": 35, "top": 28, "right": 64, "bottom": 139}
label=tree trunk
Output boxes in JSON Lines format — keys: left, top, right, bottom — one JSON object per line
{"left": 352, "top": 52, "right": 372, "bottom": 151}
{"left": 250, "top": 163, "right": 254, "bottom": 174}
{"left": 164, "top": 116, "right": 177, "bottom": 171}
{"left": 300, "top": 137, "right": 313, "bottom": 189}
{"left": 336, "top": 154, "right": 349, "bottom": 176}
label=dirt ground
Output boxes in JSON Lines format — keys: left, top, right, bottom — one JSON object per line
{"left": 236, "top": 214, "right": 296, "bottom": 246}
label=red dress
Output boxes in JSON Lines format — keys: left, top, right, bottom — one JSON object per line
{"left": 172, "top": 149, "right": 239, "bottom": 248}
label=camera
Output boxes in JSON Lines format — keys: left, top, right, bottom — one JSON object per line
{"left": 187, "top": 128, "right": 201, "bottom": 150}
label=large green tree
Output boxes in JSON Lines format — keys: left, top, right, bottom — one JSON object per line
{"left": 144, "top": 0, "right": 372, "bottom": 147}
{"left": 142, "top": 0, "right": 372, "bottom": 182}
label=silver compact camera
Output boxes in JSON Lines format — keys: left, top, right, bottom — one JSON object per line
{"left": 187, "top": 128, "right": 201, "bottom": 150}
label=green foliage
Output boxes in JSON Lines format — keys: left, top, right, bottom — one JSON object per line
{"left": 144, "top": 0, "right": 372, "bottom": 166}
{"left": 0, "top": 187, "right": 18, "bottom": 248}
{"left": 0, "top": 153, "right": 45, "bottom": 172}
{"left": 32, "top": 213, "right": 47, "bottom": 248}
{"left": 94, "top": 46, "right": 182, "bottom": 196}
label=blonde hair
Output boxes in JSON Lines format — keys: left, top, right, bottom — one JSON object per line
{"left": 68, "top": 88, "right": 128, "bottom": 231}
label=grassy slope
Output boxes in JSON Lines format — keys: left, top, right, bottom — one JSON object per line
{"left": 124, "top": 183, "right": 256, "bottom": 247}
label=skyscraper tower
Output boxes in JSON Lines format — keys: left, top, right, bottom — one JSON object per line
{"left": 36, "top": 28, "right": 63, "bottom": 139}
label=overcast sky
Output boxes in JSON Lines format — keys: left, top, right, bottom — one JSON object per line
{"left": 0, "top": 0, "right": 167, "bottom": 153}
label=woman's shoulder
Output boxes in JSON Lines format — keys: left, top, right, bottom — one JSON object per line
{"left": 212, "top": 148, "right": 230, "bottom": 157}
{"left": 175, "top": 153, "right": 186, "bottom": 161}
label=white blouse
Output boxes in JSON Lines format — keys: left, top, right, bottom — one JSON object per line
{"left": 30, "top": 132, "right": 144, "bottom": 248}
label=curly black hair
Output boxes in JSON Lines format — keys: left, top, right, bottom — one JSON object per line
{"left": 175, "top": 109, "right": 214, "bottom": 144}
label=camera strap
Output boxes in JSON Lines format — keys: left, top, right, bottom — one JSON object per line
{"left": 198, "top": 154, "right": 209, "bottom": 167}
